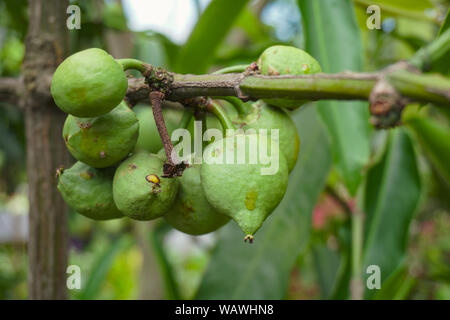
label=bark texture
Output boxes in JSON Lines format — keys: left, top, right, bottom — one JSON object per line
{"left": 23, "top": 0, "right": 70, "bottom": 299}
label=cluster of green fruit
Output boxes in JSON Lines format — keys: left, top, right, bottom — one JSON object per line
{"left": 51, "top": 45, "right": 321, "bottom": 241}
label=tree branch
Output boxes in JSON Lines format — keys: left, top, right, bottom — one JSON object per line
{"left": 126, "top": 70, "right": 450, "bottom": 107}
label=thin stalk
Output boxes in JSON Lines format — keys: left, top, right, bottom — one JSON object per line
{"left": 215, "top": 96, "right": 251, "bottom": 115}
{"left": 213, "top": 64, "right": 249, "bottom": 74}
{"left": 351, "top": 209, "right": 364, "bottom": 300}
{"left": 409, "top": 28, "right": 450, "bottom": 71}
{"left": 178, "top": 109, "right": 193, "bottom": 129}
{"left": 117, "top": 58, "right": 148, "bottom": 73}
{"left": 207, "top": 99, "right": 236, "bottom": 131}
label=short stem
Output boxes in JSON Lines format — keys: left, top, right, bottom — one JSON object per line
{"left": 216, "top": 96, "right": 251, "bottom": 115}
{"left": 409, "top": 28, "right": 450, "bottom": 71}
{"left": 178, "top": 109, "right": 193, "bottom": 129}
{"left": 207, "top": 99, "right": 236, "bottom": 132}
{"left": 213, "top": 64, "right": 249, "bottom": 74}
{"left": 149, "top": 91, "right": 178, "bottom": 168}
{"left": 117, "top": 58, "right": 149, "bottom": 74}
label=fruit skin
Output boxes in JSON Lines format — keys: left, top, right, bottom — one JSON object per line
{"left": 200, "top": 133, "right": 289, "bottom": 236}
{"left": 164, "top": 164, "right": 230, "bottom": 235}
{"left": 257, "top": 45, "right": 322, "bottom": 109}
{"left": 113, "top": 151, "right": 179, "bottom": 220}
{"left": 51, "top": 48, "right": 128, "bottom": 117}
{"left": 232, "top": 100, "right": 300, "bottom": 172}
{"left": 63, "top": 101, "right": 139, "bottom": 168}
{"left": 134, "top": 104, "right": 182, "bottom": 153}
{"left": 57, "top": 161, "right": 123, "bottom": 220}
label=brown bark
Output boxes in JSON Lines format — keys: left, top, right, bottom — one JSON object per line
{"left": 23, "top": 0, "right": 70, "bottom": 299}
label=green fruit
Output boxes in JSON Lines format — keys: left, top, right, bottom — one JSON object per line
{"left": 134, "top": 104, "right": 182, "bottom": 153}
{"left": 63, "top": 101, "right": 139, "bottom": 168}
{"left": 257, "top": 45, "right": 322, "bottom": 109}
{"left": 57, "top": 161, "right": 123, "bottom": 220}
{"left": 200, "top": 133, "right": 289, "bottom": 237}
{"left": 113, "top": 151, "right": 179, "bottom": 220}
{"left": 164, "top": 165, "right": 230, "bottom": 235}
{"left": 51, "top": 48, "right": 128, "bottom": 117}
{"left": 165, "top": 165, "right": 230, "bottom": 235}
{"left": 232, "top": 100, "right": 300, "bottom": 172}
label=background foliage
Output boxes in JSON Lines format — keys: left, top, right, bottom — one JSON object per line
{"left": 0, "top": 0, "right": 449, "bottom": 300}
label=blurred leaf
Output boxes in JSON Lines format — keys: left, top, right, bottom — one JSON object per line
{"left": 150, "top": 222, "right": 181, "bottom": 300}
{"left": 175, "top": 0, "right": 250, "bottom": 73}
{"left": 353, "top": 0, "right": 436, "bottom": 21}
{"left": 102, "top": 2, "right": 128, "bottom": 31}
{"left": 373, "top": 265, "right": 416, "bottom": 299}
{"left": 299, "top": 0, "right": 371, "bottom": 195}
{"left": 404, "top": 115, "right": 450, "bottom": 185}
{"left": 312, "top": 243, "right": 340, "bottom": 298}
{"left": 195, "top": 105, "right": 332, "bottom": 299}
{"left": 361, "top": 128, "right": 421, "bottom": 299}
{"left": 134, "top": 31, "right": 180, "bottom": 69}
{"left": 79, "top": 235, "right": 132, "bottom": 300}
{"left": 439, "top": 9, "right": 450, "bottom": 36}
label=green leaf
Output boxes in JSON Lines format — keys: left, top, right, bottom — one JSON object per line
{"left": 312, "top": 243, "right": 341, "bottom": 298}
{"left": 372, "top": 265, "right": 416, "bottom": 300}
{"left": 439, "top": 9, "right": 450, "bottom": 36}
{"left": 404, "top": 115, "right": 450, "bottom": 185}
{"left": 195, "top": 105, "right": 332, "bottom": 299}
{"left": 79, "top": 235, "right": 133, "bottom": 300}
{"left": 361, "top": 128, "right": 421, "bottom": 299}
{"left": 299, "top": 0, "right": 371, "bottom": 195}
{"left": 175, "top": 0, "right": 250, "bottom": 74}
{"left": 150, "top": 222, "right": 181, "bottom": 299}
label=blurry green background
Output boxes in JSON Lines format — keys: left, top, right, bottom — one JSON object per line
{"left": 0, "top": 0, "right": 449, "bottom": 300}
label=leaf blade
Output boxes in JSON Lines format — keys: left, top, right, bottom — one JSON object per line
{"left": 298, "top": 0, "right": 371, "bottom": 195}
{"left": 175, "top": 0, "right": 250, "bottom": 74}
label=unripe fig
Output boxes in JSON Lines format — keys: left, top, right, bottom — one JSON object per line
{"left": 51, "top": 48, "right": 128, "bottom": 117}
{"left": 200, "top": 133, "right": 289, "bottom": 237}
{"left": 257, "top": 45, "right": 321, "bottom": 109}
{"left": 63, "top": 101, "right": 139, "bottom": 168}
{"left": 57, "top": 161, "right": 123, "bottom": 220}
{"left": 164, "top": 164, "right": 230, "bottom": 235}
{"left": 134, "top": 104, "right": 182, "bottom": 153}
{"left": 113, "top": 151, "right": 179, "bottom": 220}
{"left": 232, "top": 100, "right": 300, "bottom": 172}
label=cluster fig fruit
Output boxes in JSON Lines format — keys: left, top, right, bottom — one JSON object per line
{"left": 164, "top": 164, "right": 230, "bottom": 235}
{"left": 134, "top": 104, "right": 182, "bottom": 153}
{"left": 200, "top": 132, "right": 289, "bottom": 239}
{"left": 51, "top": 48, "right": 128, "bottom": 117}
{"left": 257, "top": 45, "right": 322, "bottom": 109}
{"left": 113, "top": 151, "right": 179, "bottom": 220}
{"left": 57, "top": 161, "right": 123, "bottom": 220}
{"left": 232, "top": 100, "right": 300, "bottom": 172}
{"left": 63, "top": 101, "right": 139, "bottom": 168}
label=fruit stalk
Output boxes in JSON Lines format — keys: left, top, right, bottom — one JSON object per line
{"left": 206, "top": 99, "right": 236, "bottom": 132}
{"left": 149, "top": 91, "right": 178, "bottom": 168}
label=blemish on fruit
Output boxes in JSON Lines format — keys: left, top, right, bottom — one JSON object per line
{"left": 99, "top": 151, "right": 106, "bottom": 158}
{"left": 302, "top": 64, "right": 310, "bottom": 72}
{"left": 80, "top": 171, "right": 94, "bottom": 180}
{"left": 128, "top": 164, "right": 137, "bottom": 170}
{"left": 78, "top": 121, "right": 92, "bottom": 130}
{"left": 146, "top": 174, "right": 160, "bottom": 186}
{"left": 245, "top": 191, "right": 258, "bottom": 211}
